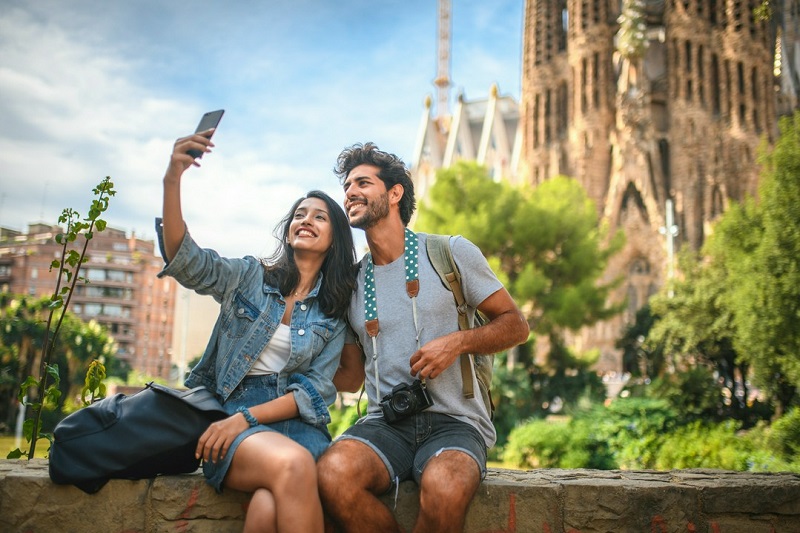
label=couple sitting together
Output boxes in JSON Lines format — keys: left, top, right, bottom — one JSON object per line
{"left": 159, "top": 130, "right": 529, "bottom": 532}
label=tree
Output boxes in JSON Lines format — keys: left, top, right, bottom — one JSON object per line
{"left": 0, "top": 294, "right": 117, "bottom": 429}
{"left": 615, "top": 304, "right": 666, "bottom": 379}
{"left": 708, "top": 112, "right": 800, "bottom": 414}
{"left": 638, "top": 112, "right": 800, "bottom": 419}
{"left": 643, "top": 249, "right": 754, "bottom": 421}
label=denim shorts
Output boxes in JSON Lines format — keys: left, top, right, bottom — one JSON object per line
{"left": 203, "top": 374, "right": 331, "bottom": 492}
{"left": 336, "top": 411, "right": 487, "bottom": 490}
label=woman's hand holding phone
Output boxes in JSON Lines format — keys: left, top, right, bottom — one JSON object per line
{"left": 186, "top": 109, "right": 224, "bottom": 158}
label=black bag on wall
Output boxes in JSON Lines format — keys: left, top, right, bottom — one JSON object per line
{"left": 49, "top": 382, "right": 227, "bottom": 494}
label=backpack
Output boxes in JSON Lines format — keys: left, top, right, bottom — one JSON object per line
{"left": 49, "top": 382, "right": 227, "bottom": 494}
{"left": 425, "top": 234, "right": 495, "bottom": 419}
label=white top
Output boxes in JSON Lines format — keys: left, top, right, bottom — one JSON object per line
{"left": 249, "top": 323, "right": 291, "bottom": 374}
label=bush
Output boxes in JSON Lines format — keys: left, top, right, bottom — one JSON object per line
{"left": 655, "top": 420, "right": 751, "bottom": 470}
{"left": 328, "top": 398, "right": 366, "bottom": 438}
{"left": 648, "top": 367, "right": 726, "bottom": 423}
{"left": 768, "top": 406, "right": 800, "bottom": 459}
{"left": 503, "top": 416, "right": 615, "bottom": 470}
{"left": 491, "top": 361, "right": 538, "bottom": 454}
{"left": 742, "top": 408, "right": 800, "bottom": 473}
{"left": 504, "top": 418, "right": 572, "bottom": 468}
{"left": 589, "top": 397, "right": 679, "bottom": 469}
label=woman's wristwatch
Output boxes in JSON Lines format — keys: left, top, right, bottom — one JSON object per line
{"left": 237, "top": 406, "right": 259, "bottom": 427}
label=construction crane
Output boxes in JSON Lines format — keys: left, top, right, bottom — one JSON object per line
{"left": 433, "top": 0, "right": 452, "bottom": 121}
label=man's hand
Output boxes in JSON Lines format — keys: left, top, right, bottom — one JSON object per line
{"left": 409, "top": 333, "right": 461, "bottom": 380}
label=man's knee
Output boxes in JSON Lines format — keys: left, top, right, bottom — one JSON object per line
{"left": 419, "top": 450, "right": 481, "bottom": 503}
{"left": 318, "top": 439, "right": 390, "bottom": 497}
{"left": 318, "top": 441, "right": 361, "bottom": 494}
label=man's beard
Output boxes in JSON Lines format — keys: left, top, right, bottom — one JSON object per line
{"left": 349, "top": 192, "right": 390, "bottom": 230}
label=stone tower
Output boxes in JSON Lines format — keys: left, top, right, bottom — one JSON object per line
{"left": 518, "top": 0, "right": 798, "bottom": 372}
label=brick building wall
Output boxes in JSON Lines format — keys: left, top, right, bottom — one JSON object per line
{"left": 0, "top": 223, "right": 176, "bottom": 380}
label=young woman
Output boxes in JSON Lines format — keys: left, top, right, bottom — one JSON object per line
{"left": 158, "top": 128, "right": 356, "bottom": 532}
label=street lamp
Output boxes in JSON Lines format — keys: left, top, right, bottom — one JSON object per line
{"left": 659, "top": 198, "right": 679, "bottom": 297}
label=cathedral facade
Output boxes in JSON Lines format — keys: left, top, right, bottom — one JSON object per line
{"left": 519, "top": 0, "right": 798, "bottom": 371}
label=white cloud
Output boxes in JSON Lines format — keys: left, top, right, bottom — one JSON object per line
{"left": 0, "top": 0, "right": 522, "bottom": 261}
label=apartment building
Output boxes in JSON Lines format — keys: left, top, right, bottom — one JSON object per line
{"left": 0, "top": 223, "right": 176, "bottom": 380}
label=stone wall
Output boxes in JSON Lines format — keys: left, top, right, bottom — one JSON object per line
{"left": 2, "top": 459, "right": 799, "bottom": 532}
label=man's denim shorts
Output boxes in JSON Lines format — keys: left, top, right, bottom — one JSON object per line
{"left": 336, "top": 411, "right": 487, "bottom": 490}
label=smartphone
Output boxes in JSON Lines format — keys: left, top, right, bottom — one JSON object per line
{"left": 187, "top": 109, "right": 225, "bottom": 158}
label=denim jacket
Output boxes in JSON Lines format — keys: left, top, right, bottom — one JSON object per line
{"left": 155, "top": 221, "right": 345, "bottom": 428}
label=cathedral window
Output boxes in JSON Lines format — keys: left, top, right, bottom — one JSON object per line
{"left": 593, "top": 52, "right": 600, "bottom": 107}
{"left": 698, "top": 45, "right": 706, "bottom": 107}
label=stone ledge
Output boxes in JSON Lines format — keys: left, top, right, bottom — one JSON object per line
{"left": 1, "top": 459, "right": 799, "bottom": 532}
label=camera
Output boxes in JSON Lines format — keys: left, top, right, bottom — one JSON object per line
{"left": 380, "top": 379, "right": 434, "bottom": 423}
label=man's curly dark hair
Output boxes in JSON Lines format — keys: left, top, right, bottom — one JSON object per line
{"left": 333, "top": 142, "right": 416, "bottom": 226}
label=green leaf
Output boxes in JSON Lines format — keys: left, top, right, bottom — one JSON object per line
{"left": 18, "top": 376, "right": 40, "bottom": 402}
{"left": 6, "top": 448, "right": 25, "bottom": 459}
{"left": 23, "top": 418, "right": 36, "bottom": 441}
{"left": 45, "top": 363, "right": 60, "bottom": 383}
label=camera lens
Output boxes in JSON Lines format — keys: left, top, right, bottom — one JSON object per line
{"left": 390, "top": 391, "right": 413, "bottom": 413}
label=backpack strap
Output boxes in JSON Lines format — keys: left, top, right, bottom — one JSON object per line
{"left": 425, "top": 234, "right": 476, "bottom": 399}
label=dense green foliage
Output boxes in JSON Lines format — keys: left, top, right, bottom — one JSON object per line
{"left": 503, "top": 112, "right": 800, "bottom": 471}
{"left": 714, "top": 113, "right": 800, "bottom": 411}
{"left": 504, "top": 400, "right": 800, "bottom": 473}
{"left": 630, "top": 112, "right": 800, "bottom": 420}
{"left": 0, "top": 294, "right": 117, "bottom": 431}
{"left": 328, "top": 399, "right": 367, "bottom": 439}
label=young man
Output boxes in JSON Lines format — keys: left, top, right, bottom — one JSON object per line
{"left": 319, "top": 143, "right": 530, "bottom": 533}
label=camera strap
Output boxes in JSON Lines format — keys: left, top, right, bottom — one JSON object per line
{"left": 364, "top": 227, "right": 421, "bottom": 400}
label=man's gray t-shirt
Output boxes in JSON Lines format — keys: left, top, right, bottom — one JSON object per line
{"left": 347, "top": 232, "right": 502, "bottom": 447}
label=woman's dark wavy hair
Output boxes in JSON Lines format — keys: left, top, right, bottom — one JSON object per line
{"left": 333, "top": 142, "right": 416, "bottom": 226}
{"left": 262, "top": 190, "right": 356, "bottom": 319}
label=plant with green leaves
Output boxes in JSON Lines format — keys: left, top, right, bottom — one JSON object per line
{"left": 8, "top": 176, "right": 116, "bottom": 460}
{"left": 81, "top": 360, "right": 107, "bottom": 407}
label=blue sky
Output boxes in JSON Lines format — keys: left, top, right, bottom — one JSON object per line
{"left": 0, "top": 0, "right": 523, "bottom": 258}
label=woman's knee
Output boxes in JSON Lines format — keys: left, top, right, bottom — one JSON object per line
{"left": 271, "top": 444, "right": 317, "bottom": 485}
